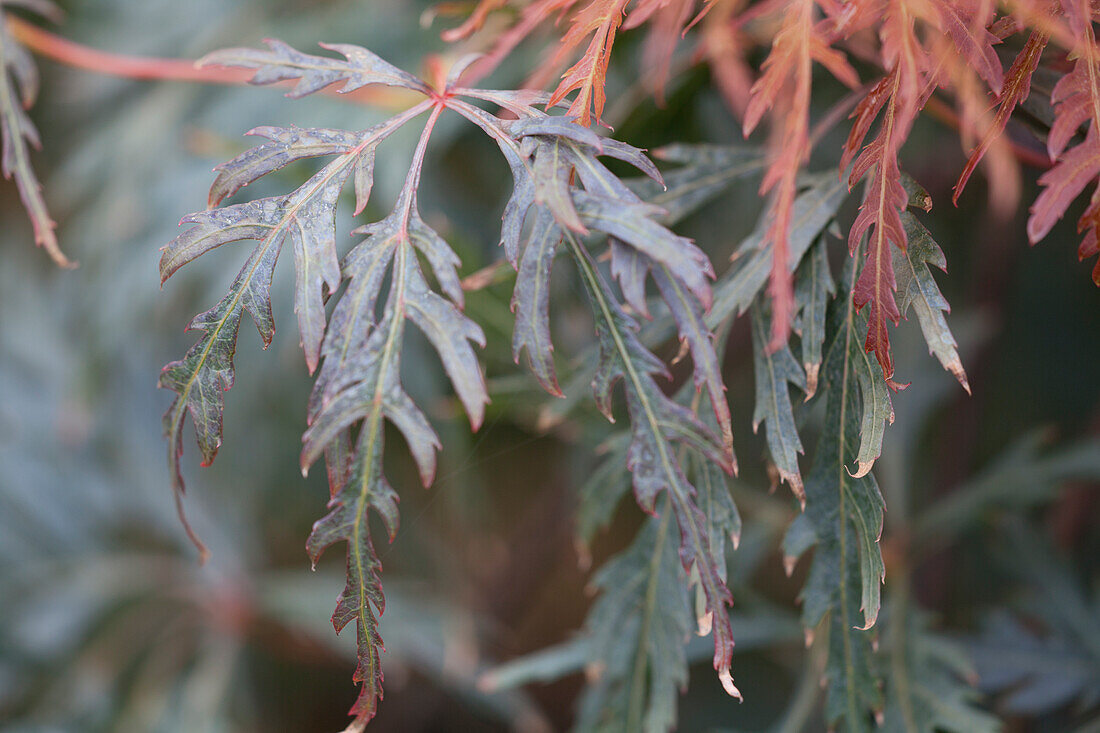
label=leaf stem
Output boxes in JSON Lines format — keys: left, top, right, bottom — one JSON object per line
{"left": 6, "top": 15, "right": 397, "bottom": 107}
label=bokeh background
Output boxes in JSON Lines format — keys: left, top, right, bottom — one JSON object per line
{"left": 1, "top": 1, "right": 1099, "bottom": 731}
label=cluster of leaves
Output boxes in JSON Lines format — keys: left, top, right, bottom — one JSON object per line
{"left": 157, "top": 40, "right": 745, "bottom": 729}
{"left": 0, "top": 0, "right": 68, "bottom": 266}
{"left": 440, "top": 0, "right": 1100, "bottom": 380}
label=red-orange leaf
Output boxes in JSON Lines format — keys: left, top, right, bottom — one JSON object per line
{"left": 847, "top": 69, "right": 917, "bottom": 381}
{"left": 955, "top": 30, "right": 1048, "bottom": 203}
{"left": 546, "top": 0, "right": 631, "bottom": 125}
{"left": 744, "top": 0, "right": 857, "bottom": 348}
{"left": 1028, "top": 1, "right": 1100, "bottom": 261}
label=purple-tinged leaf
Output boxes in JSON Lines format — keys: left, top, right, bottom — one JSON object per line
{"left": 794, "top": 235, "right": 835, "bottom": 399}
{"left": 568, "top": 235, "right": 739, "bottom": 701}
{"left": 598, "top": 137, "right": 663, "bottom": 185}
{"left": 653, "top": 264, "right": 734, "bottom": 466}
{"left": 405, "top": 261, "right": 487, "bottom": 429}
{"left": 532, "top": 136, "right": 587, "bottom": 233}
{"left": 749, "top": 301, "right": 805, "bottom": 505}
{"left": 609, "top": 238, "right": 650, "bottom": 317}
{"left": 306, "top": 411, "right": 400, "bottom": 728}
{"left": 310, "top": 237, "right": 400, "bottom": 414}
{"left": 512, "top": 207, "right": 564, "bottom": 396}
{"left": 574, "top": 191, "right": 713, "bottom": 308}
{"left": 795, "top": 257, "right": 886, "bottom": 729}
{"left": 208, "top": 125, "right": 365, "bottom": 208}
{"left": 0, "top": 9, "right": 68, "bottom": 266}
{"left": 159, "top": 233, "right": 282, "bottom": 560}
{"left": 896, "top": 213, "right": 970, "bottom": 393}
{"left": 576, "top": 513, "right": 693, "bottom": 731}
{"left": 199, "top": 38, "right": 431, "bottom": 97}
{"left": 508, "top": 115, "right": 604, "bottom": 150}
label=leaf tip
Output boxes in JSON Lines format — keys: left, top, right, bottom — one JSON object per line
{"left": 697, "top": 610, "right": 713, "bottom": 636}
{"left": 803, "top": 363, "right": 819, "bottom": 401}
{"left": 718, "top": 668, "right": 742, "bottom": 700}
{"left": 849, "top": 460, "right": 874, "bottom": 478}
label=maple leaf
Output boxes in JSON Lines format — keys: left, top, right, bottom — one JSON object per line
{"left": 794, "top": 233, "right": 836, "bottom": 399}
{"left": 743, "top": 0, "right": 857, "bottom": 348}
{"left": 568, "top": 235, "right": 740, "bottom": 700}
{"left": 546, "top": 0, "right": 631, "bottom": 126}
{"left": 1028, "top": 0, "right": 1100, "bottom": 283}
{"left": 0, "top": 0, "right": 70, "bottom": 266}
{"left": 785, "top": 257, "right": 888, "bottom": 732}
{"left": 159, "top": 44, "right": 472, "bottom": 727}
{"left": 570, "top": 391, "right": 739, "bottom": 731}
{"left": 839, "top": 0, "right": 1007, "bottom": 382}
{"left": 895, "top": 213, "right": 970, "bottom": 392}
{"left": 708, "top": 171, "right": 848, "bottom": 330}
{"left": 954, "top": 29, "right": 1049, "bottom": 205}
{"left": 160, "top": 38, "right": 734, "bottom": 727}
{"left": 845, "top": 68, "right": 913, "bottom": 384}
{"left": 576, "top": 513, "right": 695, "bottom": 731}
{"left": 750, "top": 300, "right": 807, "bottom": 504}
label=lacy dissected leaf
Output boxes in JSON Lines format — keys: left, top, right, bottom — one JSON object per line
{"left": 708, "top": 171, "right": 847, "bottom": 331}
{"left": 499, "top": 117, "right": 733, "bottom": 453}
{"left": 159, "top": 42, "right": 500, "bottom": 726}
{"left": 575, "top": 512, "right": 694, "bottom": 733}
{"left": 846, "top": 263, "right": 895, "bottom": 479}
{"left": 160, "top": 36, "right": 729, "bottom": 728}
{"left": 1027, "top": 3, "right": 1100, "bottom": 284}
{"left": 567, "top": 234, "right": 740, "bottom": 699}
{"left": 161, "top": 106, "right": 428, "bottom": 373}
{"left": 954, "top": 29, "right": 1049, "bottom": 203}
{"left": 573, "top": 405, "right": 738, "bottom": 732}
{"left": 845, "top": 73, "right": 911, "bottom": 383}
{"left": 743, "top": 0, "right": 857, "bottom": 347}
{"left": 881, "top": 604, "right": 1000, "bottom": 733}
{"left": 545, "top": 0, "right": 631, "bottom": 125}
{"left": 207, "top": 125, "right": 377, "bottom": 212}
{"left": 928, "top": 0, "right": 1003, "bottom": 94}
{"left": 839, "top": 0, "right": 983, "bottom": 382}
{"left": 749, "top": 300, "right": 806, "bottom": 504}
{"left": 0, "top": 0, "right": 69, "bottom": 266}
{"left": 794, "top": 233, "right": 836, "bottom": 399}
{"left": 789, "top": 271, "right": 888, "bottom": 730}
{"left": 688, "top": 444, "right": 741, "bottom": 601}
{"left": 634, "top": 143, "right": 764, "bottom": 224}
{"left": 305, "top": 422, "right": 398, "bottom": 728}
{"left": 298, "top": 150, "right": 485, "bottom": 730}
{"left": 511, "top": 207, "right": 565, "bottom": 396}
{"left": 533, "top": 142, "right": 764, "bottom": 433}
{"left": 158, "top": 50, "right": 438, "bottom": 566}
{"left": 159, "top": 228, "right": 282, "bottom": 561}
{"left": 895, "top": 213, "right": 969, "bottom": 392}
{"left": 198, "top": 37, "right": 431, "bottom": 97}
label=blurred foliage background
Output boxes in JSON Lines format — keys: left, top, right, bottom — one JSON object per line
{"left": 0, "top": 1, "right": 1099, "bottom": 731}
